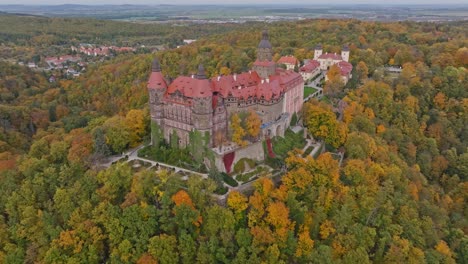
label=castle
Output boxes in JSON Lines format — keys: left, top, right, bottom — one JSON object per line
{"left": 147, "top": 30, "right": 304, "bottom": 153}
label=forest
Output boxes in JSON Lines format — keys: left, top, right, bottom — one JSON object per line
{"left": 0, "top": 16, "right": 467, "bottom": 263}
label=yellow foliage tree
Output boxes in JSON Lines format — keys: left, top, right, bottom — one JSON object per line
{"left": 220, "top": 66, "right": 231, "bottom": 76}
{"left": 325, "top": 65, "right": 345, "bottom": 98}
{"left": 227, "top": 191, "right": 248, "bottom": 216}
{"left": 356, "top": 61, "right": 369, "bottom": 82}
{"left": 230, "top": 113, "right": 247, "bottom": 146}
{"left": 295, "top": 225, "right": 314, "bottom": 257}
{"left": 319, "top": 220, "right": 336, "bottom": 239}
{"left": 245, "top": 109, "right": 261, "bottom": 140}
{"left": 266, "top": 201, "right": 294, "bottom": 242}
{"left": 303, "top": 101, "right": 347, "bottom": 148}
{"left": 125, "top": 109, "right": 146, "bottom": 147}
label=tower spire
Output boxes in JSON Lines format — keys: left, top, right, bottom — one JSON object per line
{"left": 196, "top": 64, "right": 207, "bottom": 79}
{"left": 152, "top": 58, "right": 161, "bottom": 72}
{"left": 258, "top": 29, "right": 272, "bottom": 49}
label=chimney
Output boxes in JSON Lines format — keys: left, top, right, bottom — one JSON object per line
{"left": 233, "top": 74, "right": 237, "bottom": 81}
{"left": 261, "top": 79, "right": 264, "bottom": 84}
{"left": 217, "top": 76, "right": 221, "bottom": 81}
{"left": 266, "top": 78, "right": 270, "bottom": 83}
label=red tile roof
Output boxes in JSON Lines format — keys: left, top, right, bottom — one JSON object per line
{"left": 277, "top": 56, "right": 298, "bottom": 65}
{"left": 270, "top": 69, "right": 303, "bottom": 90}
{"left": 337, "top": 61, "right": 353, "bottom": 76}
{"left": 212, "top": 72, "right": 261, "bottom": 99}
{"left": 319, "top": 53, "right": 342, "bottom": 60}
{"left": 167, "top": 76, "right": 212, "bottom": 98}
{"left": 300, "top": 60, "right": 320, "bottom": 73}
{"left": 155, "top": 68, "right": 302, "bottom": 101}
{"left": 147, "top": 72, "right": 167, "bottom": 90}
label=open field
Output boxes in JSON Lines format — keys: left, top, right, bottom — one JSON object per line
{"left": 1, "top": 4, "right": 467, "bottom": 22}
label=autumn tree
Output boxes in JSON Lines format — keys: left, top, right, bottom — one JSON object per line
{"left": 356, "top": 61, "right": 369, "bottom": 82}
{"left": 102, "top": 116, "right": 130, "bottom": 154}
{"left": 302, "top": 100, "right": 347, "bottom": 148}
{"left": 230, "top": 113, "right": 247, "bottom": 146}
{"left": 148, "top": 234, "right": 179, "bottom": 264}
{"left": 324, "top": 64, "right": 345, "bottom": 98}
{"left": 125, "top": 109, "right": 146, "bottom": 147}
{"left": 245, "top": 110, "right": 261, "bottom": 140}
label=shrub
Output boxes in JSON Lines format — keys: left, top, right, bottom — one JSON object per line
{"left": 290, "top": 112, "right": 298, "bottom": 126}
{"left": 214, "top": 186, "right": 228, "bottom": 195}
{"left": 233, "top": 158, "right": 255, "bottom": 174}
{"left": 221, "top": 172, "right": 238, "bottom": 187}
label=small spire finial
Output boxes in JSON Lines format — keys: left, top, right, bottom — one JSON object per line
{"left": 152, "top": 58, "right": 161, "bottom": 72}
{"left": 262, "top": 30, "right": 269, "bottom": 40}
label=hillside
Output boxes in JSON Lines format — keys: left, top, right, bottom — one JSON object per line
{"left": 0, "top": 18, "right": 466, "bottom": 263}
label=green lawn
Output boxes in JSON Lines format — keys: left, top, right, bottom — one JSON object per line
{"left": 304, "top": 86, "right": 318, "bottom": 98}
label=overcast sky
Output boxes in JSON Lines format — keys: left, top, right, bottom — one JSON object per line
{"left": 0, "top": 0, "right": 466, "bottom": 5}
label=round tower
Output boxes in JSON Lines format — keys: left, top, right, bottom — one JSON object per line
{"left": 191, "top": 64, "right": 213, "bottom": 139}
{"left": 341, "top": 45, "right": 350, "bottom": 62}
{"left": 257, "top": 30, "right": 273, "bottom": 61}
{"left": 314, "top": 44, "right": 323, "bottom": 60}
{"left": 147, "top": 58, "right": 167, "bottom": 123}
{"left": 253, "top": 30, "right": 276, "bottom": 79}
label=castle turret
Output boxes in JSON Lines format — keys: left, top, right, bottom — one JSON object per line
{"left": 314, "top": 44, "right": 323, "bottom": 60}
{"left": 252, "top": 30, "right": 276, "bottom": 79}
{"left": 196, "top": 64, "right": 207, "bottom": 79}
{"left": 147, "top": 58, "right": 167, "bottom": 127}
{"left": 191, "top": 64, "right": 213, "bottom": 141}
{"left": 341, "top": 45, "right": 350, "bottom": 62}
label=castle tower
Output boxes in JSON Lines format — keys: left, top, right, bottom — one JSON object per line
{"left": 191, "top": 64, "right": 213, "bottom": 143}
{"left": 257, "top": 30, "right": 273, "bottom": 61}
{"left": 196, "top": 64, "right": 207, "bottom": 79}
{"left": 147, "top": 58, "right": 167, "bottom": 125}
{"left": 341, "top": 45, "right": 350, "bottom": 62}
{"left": 314, "top": 44, "right": 323, "bottom": 60}
{"left": 252, "top": 30, "right": 276, "bottom": 79}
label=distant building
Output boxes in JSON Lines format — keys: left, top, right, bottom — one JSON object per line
{"left": 45, "top": 55, "right": 81, "bottom": 69}
{"left": 277, "top": 55, "right": 298, "bottom": 70}
{"left": 27, "top": 62, "right": 37, "bottom": 68}
{"left": 183, "top": 39, "right": 196, "bottom": 44}
{"left": 75, "top": 44, "right": 135, "bottom": 56}
{"left": 66, "top": 68, "right": 80, "bottom": 77}
{"left": 48, "top": 75, "right": 56, "bottom": 83}
{"left": 314, "top": 44, "right": 352, "bottom": 84}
